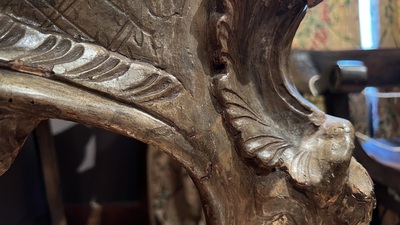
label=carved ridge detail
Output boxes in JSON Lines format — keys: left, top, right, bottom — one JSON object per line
{"left": 0, "top": 14, "right": 184, "bottom": 104}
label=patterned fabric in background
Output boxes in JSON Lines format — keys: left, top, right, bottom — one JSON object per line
{"left": 292, "top": 0, "right": 360, "bottom": 50}
{"left": 293, "top": 1, "right": 370, "bottom": 136}
{"left": 294, "top": 0, "right": 400, "bottom": 139}
{"left": 380, "top": 0, "right": 400, "bottom": 48}
{"left": 376, "top": 0, "right": 400, "bottom": 139}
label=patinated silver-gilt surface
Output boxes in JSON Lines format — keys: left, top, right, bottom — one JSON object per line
{"left": 0, "top": 0, "right": 374, "bottom": 224}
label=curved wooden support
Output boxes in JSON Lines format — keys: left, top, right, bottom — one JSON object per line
{"left": 0, "top": 0, "right": 374, "bottom": 224}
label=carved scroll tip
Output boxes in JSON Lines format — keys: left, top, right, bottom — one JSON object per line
{"left": 306, "top": 0, "right": 324, "bottom": 8}
{"left": 0, "top": 154, "right": 13, "bottom": 176}
{"left": 348, "top": 158, "right": 374, "bottom": 199}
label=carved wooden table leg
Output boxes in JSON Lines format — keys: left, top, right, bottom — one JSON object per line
{"left": 0, "top": 0, "right": 374, "bottom": 224}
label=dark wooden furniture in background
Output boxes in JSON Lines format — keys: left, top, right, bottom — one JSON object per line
{"left": 0, "top": 120, "right": 150, "bottom": 225}
{"left": 292, "top": 48, "right": 400, "bottom": 224}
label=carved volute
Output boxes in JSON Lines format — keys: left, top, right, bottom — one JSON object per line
{"left": 0, "top": 0, "right": 374, "bottom": 224}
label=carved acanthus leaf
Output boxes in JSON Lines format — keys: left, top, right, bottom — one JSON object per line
{"left": 0, "top": 0, "right": 158, "bottom": 63}
{"left": 213, "top": 0, "right": 353, "bottom": 190}
{"left": 0, "top": 14, "right": 183, "bottom": 104}
{"left": 218, "top": 87, "right": 291, "bottom": 165}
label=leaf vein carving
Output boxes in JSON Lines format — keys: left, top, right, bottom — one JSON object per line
{"left": 0, "top": 14, "right": 184, "bottom": 105}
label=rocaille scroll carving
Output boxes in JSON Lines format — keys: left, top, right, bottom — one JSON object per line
{"left": 0, "top": 0, "right": 374, "bottom": 224}
{"left": 214, "top": 0, "right": 349, "bottom": 186}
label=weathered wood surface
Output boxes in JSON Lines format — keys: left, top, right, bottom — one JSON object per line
{"left": 0, "top": 0, "right": 374, "bottom": 224}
